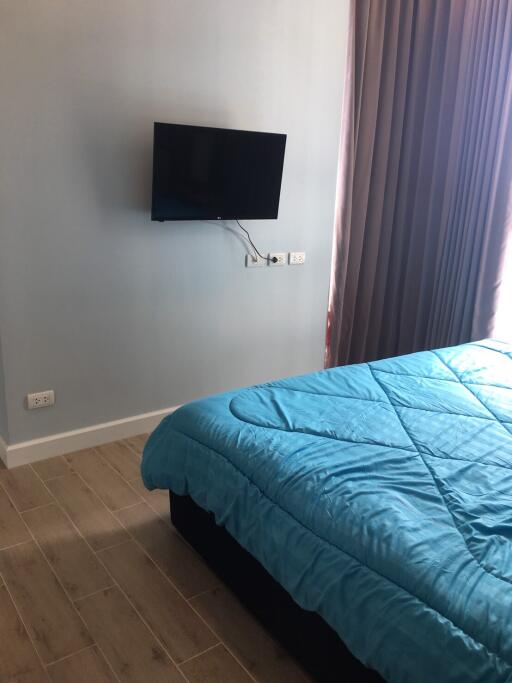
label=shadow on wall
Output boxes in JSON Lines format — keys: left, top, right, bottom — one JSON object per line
{"left": 70, "top": 86, "right": 238, "bottom": 223}
{"left": 72, "top": 108, "right": 154, "bottom": 218}
{"left": 71, "top": 92, "right": 254, "bottom": 259}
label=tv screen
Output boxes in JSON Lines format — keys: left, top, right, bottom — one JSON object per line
{"left": 151, "top": 122, "right": 286, "bottom": 221}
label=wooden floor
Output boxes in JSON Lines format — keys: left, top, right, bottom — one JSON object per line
{"left": 0, "top": 436, "right": 312, "bottom": 683}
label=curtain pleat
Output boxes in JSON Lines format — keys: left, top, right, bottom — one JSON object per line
{"left": 327, "top": 0, "right": 512, "bottom": 367}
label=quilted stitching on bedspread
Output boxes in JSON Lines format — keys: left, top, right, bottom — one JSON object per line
{"left": 142, "top": 339, "right": 512, "bottom": 682}
{"left": 229, "top": 341, "right": 512, "bottom": 585}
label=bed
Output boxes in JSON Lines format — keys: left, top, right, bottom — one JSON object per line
{"left": 142, "top": 340, "right": 512, "bottom": 683}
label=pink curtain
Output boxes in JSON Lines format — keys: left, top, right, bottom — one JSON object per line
{"left": 326, "top": 0, "right": 512, "bottom": 367}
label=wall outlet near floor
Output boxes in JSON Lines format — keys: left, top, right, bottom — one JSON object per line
{"left": 26, "top": 390, "right": 55, "bottom": 410}
{"left": 245, "top": 253, "right": 267, "bottom": 267}
{"left": 289, "top": 251, "right": 306, "bottom": 265}
{"left": 268, "top": 252, "right": 286, "bottom": 266}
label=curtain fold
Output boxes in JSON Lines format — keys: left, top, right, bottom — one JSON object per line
{"left": 327, "top": 0, "right": 512, "bottom": 367}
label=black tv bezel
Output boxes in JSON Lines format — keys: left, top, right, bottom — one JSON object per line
{"left": 151, "top": 122, "right": 287, "bottom": 222}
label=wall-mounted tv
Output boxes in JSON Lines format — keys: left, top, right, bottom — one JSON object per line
{"left": 151, "top": 122, "right": 286, "bottom": 221}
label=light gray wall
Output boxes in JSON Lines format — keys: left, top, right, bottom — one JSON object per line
{"left": 0, "top": 334, "right": 8, "bottom": 442}
{"left": 0, "top": 0, "right": 348, "bottom": 444}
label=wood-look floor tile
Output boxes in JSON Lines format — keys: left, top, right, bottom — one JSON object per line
{"left": 46, "top": 474, "right": 129, "bottom": 551}
{"left": 0, "top": 541, "right": 92, "bottom": 663}
{"left": 117, "top": 502, "right": 218, "bottom": 598}
{"left": 123, "top": 433, "right": 149, "bottom": 457}
{"left": 23, "top": 503, "right": 113, "bottom": 600}
{"left": 76, "top": 586, "right": 184, "bottom": 683}
{"left": 180, "top": 644, "right": 253, "bottom": 683}
{"left": 191, "top": 587, "right": 313, "bottom": 683}
{"left": 96, "top": 441, "right": 141, "bottom": 482}
{"left": 0, "top": 465, "right": 53, "bottom": 512}
{"left": 0, "top": 485, "right": 31, "bottom": 549}
{"left": 0, "top": 583, "right": 49, "bottom": 682}
{"left": 99, "top": 540, "right": 217, "bottom": 663}
{"left": 128, "top": 477, "right": 170, "bottom": 519}
{"left": 46, "top": 645, "right": 116, "bottom": 683}
{"left": 31, "top": 457, "right": 70, "bottom": 481}
{"left": 65, "top": 449, "right": 140, "bottom": 511}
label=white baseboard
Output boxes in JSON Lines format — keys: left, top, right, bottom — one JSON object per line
{"left": 2, "top": 406, "right": 178, "bottom": 469}
{"left": 0, "top": 436, "right": 7, "bottom": 468}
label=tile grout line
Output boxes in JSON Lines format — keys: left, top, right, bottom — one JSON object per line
{"left": 91, "top": 445, "right": 259, "bottom": 683}
{"left": 90, "top": 538, "right": 134, "bottom": 554}
{"left": 18, "top": 500, "right": 55, "bottom": 514}
{"left": 184, "top": 595, "right": 259, "bottom": 683}
{"left": 38, "top": 472, "right": 70, "bottom": 484}
{"left": 124, "top": 479, "right": 173, "bottom": 526}
{"left": 72, "top": 584, "right": 121, "bottom": 605}
{"left": 120, "top": 438, "right": 145, "bottom": 458}
{"left": 94, "top": 450, "right": 258, "bottom": 683}
{"left": 0, "top": 570, "right": 53, "bottom": 682}
{"left": 30, "top": 445, "right": 258, "bottom": 683}
{"left": 88, "top": 545, "right": 189, "bottom": 680}
{"left": 0, "top": 478, "right": 55, "bottom": 682}
{"left": 112, "top": 503, "right": 259, "bottom": 683}
{"left": 178, "top": 641, "right": 223, "bottom": 667}
{"left": 92, "top": 444, "right": 143, "bottom": 491}
{"left": 0, "top": 538, "right": 33, "bottom": 553}
{"left": 65, "top": 447, "right": 144, "bottom": 514}
{"left": 90, "top": 443, "right": 172, "bottom": 525}
{"left": 127, "top": 481, "right": 172, "bottom": 530}
{"left": 29, "top": 462, "right": 123, "bottom": 683}
{"left": 45, "top": 643, "right": 97, "bottom": 668}
{"left": 185, "top": 586, "right": 218, "bottom": 602}
{"left": 33, "top": 461, "right": 188, "bottom": 681}
{"left": 109, "top": 500, "right": 143, "bottom": 514}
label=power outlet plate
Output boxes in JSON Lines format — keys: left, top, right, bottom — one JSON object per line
{"left": 26, "top": 390, "right": 55, "bottom": 410}
{"left": 245, "top": 253, "right": 266, "bottom": 268}
{"left": 268, "top": 252, "right": 286, "bottom": 266}
{"left": 289, "top": 251, "right": 306, "bottom": 265}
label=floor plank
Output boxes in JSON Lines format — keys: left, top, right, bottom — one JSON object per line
{"left": 76, "top": 586, "right": 184, "bottom": 682}
{"left": 123, "top": 434, "right": 148, "bottom": 457}
{"left": 96, "top": 441, "right": 141, "bottom": 482}
{"left": 191, "top": 586, "right": 313, "bottom": 683}
{"left": 23, "top": 503, "right": 113, "bottom": 600}
{"left": 180, "top": 644, "right": 253, "bottom": 683}
{"left": 0, "top": 435, "right": 311, "bottom": 682}
{"left": 46, "top": 645, "right": 116, "bottom": 683}
{"left": 31, "top": 457, "right": 70, "bottom": 481}
{"left": 99, "top": 540, "right": 217, "bottom": 663}
{"left": 0, "top": 541, "right": 92, "bottom": 664}
{"left": 181, "top": 645, "right": 253, "bottom": 683}
{"left": 128, "top": 477, "right": 170, "bottom": 519}
{"left": 0, "top": 485, "right": 31, "bottom": 550}
{"left": 117, "top": 502, "right": 218, "bottom": 598}
{"left": 46, "top": 474, "right": 129, "bottom": 551}
{"left": 0, "top": 583, "right": 49, "bottom": 683}
{"left": 65, "top": 449, "right": 140, "bottom": 511}
{"left": 0, "top": 465, "right": 53, "bottom": 511}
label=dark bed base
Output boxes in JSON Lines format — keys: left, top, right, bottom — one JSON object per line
{"left": 170, "top": 493, "right": 384, "bottom": 683}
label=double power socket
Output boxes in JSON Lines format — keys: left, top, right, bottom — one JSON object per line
{"left": 26, "top": 390, "right": 55, "bottom": 410}
{"left": 246, "top": 251, "right": 306, "bottom": 268}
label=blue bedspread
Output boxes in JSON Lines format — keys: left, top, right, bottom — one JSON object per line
{"left": 142, "top": 340, "right": 512, "bottom": 683}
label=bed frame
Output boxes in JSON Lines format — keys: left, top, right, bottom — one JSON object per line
{"left": 171, "top": 493, "right": 384, "bottom": 683}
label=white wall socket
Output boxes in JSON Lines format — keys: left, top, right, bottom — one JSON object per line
{"left": 289, "top": 251, "right": 306, "bottom": 265}
{"left": 245, "top": 253, "right": 266, "bottom": 267}
{"left": 268, "top": 252, "right": 286, "bottom": 266}
{"left": 26, "top": 390, "right": 55, "bottom": 410}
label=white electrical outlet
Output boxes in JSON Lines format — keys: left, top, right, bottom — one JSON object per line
{"left": 268, "top": 252, "right": 286, "bottom": 266}
{"left": 26, "top": 390, "right": 55, "bottom": 410}
{"left": 245, "top": 253, "right": 266, "bottom": 267}
{"left": 289, "top": 251, "right": 306, "bottom": 265}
